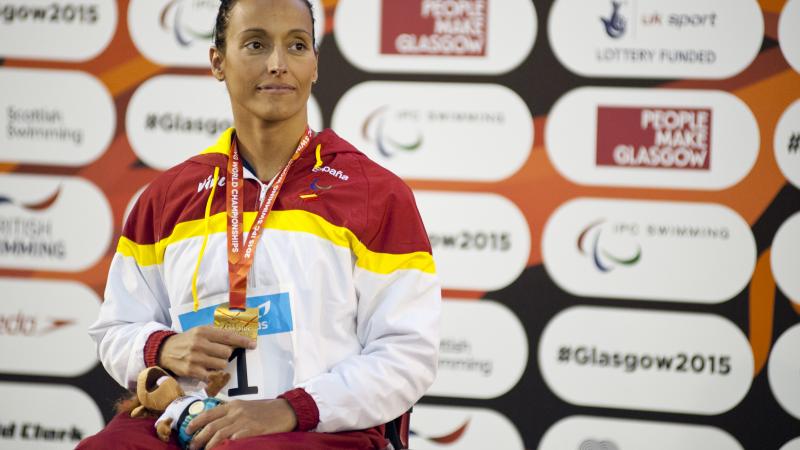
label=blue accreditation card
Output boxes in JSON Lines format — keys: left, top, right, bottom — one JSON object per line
{"left": 175, "top": 292, "right": 294, "bottom": 336}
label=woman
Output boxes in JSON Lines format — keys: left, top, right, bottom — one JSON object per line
{"left": 78, "top": 0, "right": 440, "bottom": 448}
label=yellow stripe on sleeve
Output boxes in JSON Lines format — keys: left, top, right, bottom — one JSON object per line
{"left": 116, "top": 236, "right": 159, "bottom": 266}
{"left": 115, "top": 212, "right": 246, "bottom": 267}
{"left": 355, "top": 249, "right": 436, "bottom": 275}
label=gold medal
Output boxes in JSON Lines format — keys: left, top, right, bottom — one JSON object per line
{"left": 188, "top": 400, "right": 205, "bottom": 416}
{"left": 213, "top": 303, "right": 259, "bottom": 340}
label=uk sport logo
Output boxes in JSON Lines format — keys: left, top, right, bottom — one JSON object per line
{"left": 600, "top": 1, "right": 626, "bottom": 38}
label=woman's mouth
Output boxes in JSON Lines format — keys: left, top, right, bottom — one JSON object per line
{"left": 257, "top": 83, "right": 296, "bottom": 94}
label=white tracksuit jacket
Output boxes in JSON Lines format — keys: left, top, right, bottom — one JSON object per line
{"left": 89, "top": 128, "right": 441, "bottom": 432}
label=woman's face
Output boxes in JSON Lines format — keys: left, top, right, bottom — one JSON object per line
{"left": 211, "top": 0, "right": 317, "bottom": 125}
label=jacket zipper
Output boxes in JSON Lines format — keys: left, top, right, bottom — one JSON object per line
{"left": 248, "top": 179, "right": 268, "bottom": 289}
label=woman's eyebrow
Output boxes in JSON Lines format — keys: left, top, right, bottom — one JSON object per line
{"left": 287, "top": 28, "right": 312, "bottom": 37}
{"left": 238, "top": 27, "right": 265, "bottom": 35}
{"left": 237, "top": 28, "right": 312, "bottom": 37}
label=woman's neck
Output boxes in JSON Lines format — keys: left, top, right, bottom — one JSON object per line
{"left": 233, "top": 113, "right": 308, "bottom": 182}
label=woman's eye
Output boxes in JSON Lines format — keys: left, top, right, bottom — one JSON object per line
{"left": 245, "top": 41, "right": 263, "bottom": 50}
{"left": 291, "top": 42, "right": 307, "bottom": 51}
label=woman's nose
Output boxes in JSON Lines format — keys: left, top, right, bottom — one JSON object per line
{"left": 267, "top": 47, "right": 288, "bottom": 75}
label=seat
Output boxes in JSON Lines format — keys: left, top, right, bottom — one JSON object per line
{"left": 384, "top": 408, "right": 411, "bottom": 450}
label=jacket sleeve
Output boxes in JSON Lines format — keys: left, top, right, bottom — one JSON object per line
{"left": 88, "top": 184, "right": 174, "bottom": 390}
{"left": 297, "top": 174, "right": 441, "bottom": 432}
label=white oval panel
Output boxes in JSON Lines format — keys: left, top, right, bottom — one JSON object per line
{"left": 332, "top": 82, "right": 533, "bottom": 181}
{"left": 769, "top": 323, "right": 800, "bottom": 420}
{"left": 772, "top": 211, "right": 800, "bottom": 305}
{"left": 779, "top": 0, "right": 800, "bottom": 74}
{"left": 415, "top": 191, "right": 530, "bottom": 291}
{"left": 410, "top": 404, "right": 524, "bottom": 450}
{"left": 781, "top": 437, "right": 800, "bottom": 450}
{"left": 0, "top": 278, "right": 99, "bottom": 377}
{"left": 126, "top": 74, "right": 323, "bottom": 170}
{"left": 0, "top": 382, "right": 104, "bottom": 449}
{"left": 538, "top": 306, "right": 754, "bottom": 415}
{"left": 548, "top": 0, "right": 762, "bottom": 79}
{"left": 774, "top": 99, "right": 800, "bottom": 190}
{"left": 0, "top": 68, "right": 115, "bottom": 167}
{"left": 542, "top": 198, "right": 756, "bottom": 303}
{"left": 334, "top": 0, "right": 536, "bottom": 74}
{"left": 129, "top": 0, "right": 324, "bottom": 67}
{"left": 428, "top": 299, "right": 527, "bottom": 399}
{"left": 0, "top": 174, "right": 112, "bottom": 271}
{"left": 0, "top": 0, "right": 117, "bottom": 62}
{"left": 545, "top": 87, "right": 759, "bottom": 190}
{"left": 539, "top": 416, "right": 743, "bottom": 450}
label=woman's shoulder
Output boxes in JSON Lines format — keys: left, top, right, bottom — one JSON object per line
{"left": 313, "top": 128, "right": 412, "bottom": 194}
{"left": 313, "top": 129, "right": 427, "bottom": 247}
{"left": 139, "top": 128, "right": 232, "bottom": 200}
{"left": 139, "top": 152, "right": 226, "bottom": 202}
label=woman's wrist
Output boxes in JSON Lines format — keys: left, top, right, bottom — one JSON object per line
{"left": 278, "top": 388, "right": 319, "bottom": 431}
{"left": 144, "top": 330, "right": 177, "bottom": 368}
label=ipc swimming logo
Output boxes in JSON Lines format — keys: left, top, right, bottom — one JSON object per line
{"left": 577, "top": 219, "right": 641, "bottom": 272}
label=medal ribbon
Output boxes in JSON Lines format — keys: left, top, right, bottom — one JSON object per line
{"left": 226, "top": 127, "right": 313, "bottom": 310}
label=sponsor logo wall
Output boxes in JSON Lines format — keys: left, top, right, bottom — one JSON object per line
{"left": 332, "top": 81, "right": 533, "bottom": 181}
{"left": 539, "top": 416, "right": 744, "bottom": 449}
{"left": 409, "top": 404, "right": 524, "bottom": 450}
{"left": 539, "top": 306, "right": 753, "bottom": 414}
{"left": 429, "top": 299, "right": 528, "bottom": 399}
{"left": 0, "top": 175, "right": 112, "bottom": 271}
{"left": 542, "top": 198, "right": 756, "bottom": 302}
{"left": 546, "top": 87, "right": 759, "bottom": 189}
{"left": 0, "top": 383, "right": 104, "bottom": 449}
{"left": 414, "top": 191, "right": 531, "bottom": 291}
{"left": 334, "top": 0, "right": 537, "bottom": 74}
{"left": 0, "top": 0, "right": 117, "bottom": 62}
{"left": 0, "top": 1, "right": 797, "bottom": 449}
{"left": 0, "top": 68, "right": 115, "bottom": 167}
{"left": 549, "top": 0, "right": 763, "bottom": 78}
{"left": 0, "top": 278, "right": 99, "bottom": 377}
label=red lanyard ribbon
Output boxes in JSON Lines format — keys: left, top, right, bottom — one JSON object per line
{"left": 226, "top": 127, "right": 313, "bottom": 310}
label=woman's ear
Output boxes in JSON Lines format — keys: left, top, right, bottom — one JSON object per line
{"left": 312, "top": 53, "right": 319, "bottom": 84}
{"left": 209, "top": 47, "right": 225, "bottom": 81}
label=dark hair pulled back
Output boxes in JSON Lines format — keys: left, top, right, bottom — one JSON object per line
{"left": 213, "top": 0, "right": 316, "bottom": 52}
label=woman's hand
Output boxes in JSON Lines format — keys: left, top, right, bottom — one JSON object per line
{"left": 186, "top": 398, "right": 298, "bottom": 449}
{"left": 159, "top": 325, "right": 256, "bottom": 380}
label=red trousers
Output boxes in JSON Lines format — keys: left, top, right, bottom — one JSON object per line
{"left": 77, "top": 412, "right": 388, "bottom": 450}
